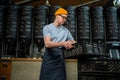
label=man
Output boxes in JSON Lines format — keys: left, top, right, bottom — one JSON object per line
{"left": 39, "top": 7, "right": 76, "bottom": 80}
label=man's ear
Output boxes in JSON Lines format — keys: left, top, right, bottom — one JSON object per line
{"left": 56, "top": 15, "right": 59, "bottom": 19}
{"left": 56, "top": 15, "right": 60, "bottom": 21}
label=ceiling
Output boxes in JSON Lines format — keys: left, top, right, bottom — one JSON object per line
{"left": 10, "top": 0, "right": 110, "bottom": 7}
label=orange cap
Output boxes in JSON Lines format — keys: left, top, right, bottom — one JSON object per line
{"left": 55, "top": 8, "right": 68, "bottom": 16}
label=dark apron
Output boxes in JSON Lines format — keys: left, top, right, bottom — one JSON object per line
{"left": 39, "top": 48, "right": 66, "bottom": 80}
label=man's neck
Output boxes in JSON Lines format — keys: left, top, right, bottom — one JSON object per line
{"left": 53, "top": 20, "right": 61, "bottom": 27}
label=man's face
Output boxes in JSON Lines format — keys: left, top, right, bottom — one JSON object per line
{"left": 57, "top": 14, "right": 67, "bottom": 25}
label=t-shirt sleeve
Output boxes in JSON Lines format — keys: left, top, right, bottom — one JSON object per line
{"left": 43, "top": 26, "right": 51, "bottom": 38}
{"left": 67, "top": 30, "right": 74, "bottom": 40}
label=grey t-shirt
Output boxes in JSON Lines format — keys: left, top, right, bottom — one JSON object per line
{"left": 43, "top": 23, "right": 74, "bottom": 42}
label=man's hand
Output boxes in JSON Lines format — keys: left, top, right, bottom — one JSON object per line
{"left": 63, "top": 41, "right": 77, "bottom": 49}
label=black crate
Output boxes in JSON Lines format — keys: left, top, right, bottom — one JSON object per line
{"left": 78, "top": 72, "right": 120, "bottom": 80}
{"left": 78, "top": 59, "right": 120, "bottom": 72}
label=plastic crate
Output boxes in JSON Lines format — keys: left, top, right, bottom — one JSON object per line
{"left": 78, "top": 73, "right": 120, "bottom": 80}
{"left": 78, "top": 59, "right": 120, "bottom": 72}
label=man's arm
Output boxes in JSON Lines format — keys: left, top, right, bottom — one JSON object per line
{"left": 44, "top": 36, "right": 75, "bottom": 49}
